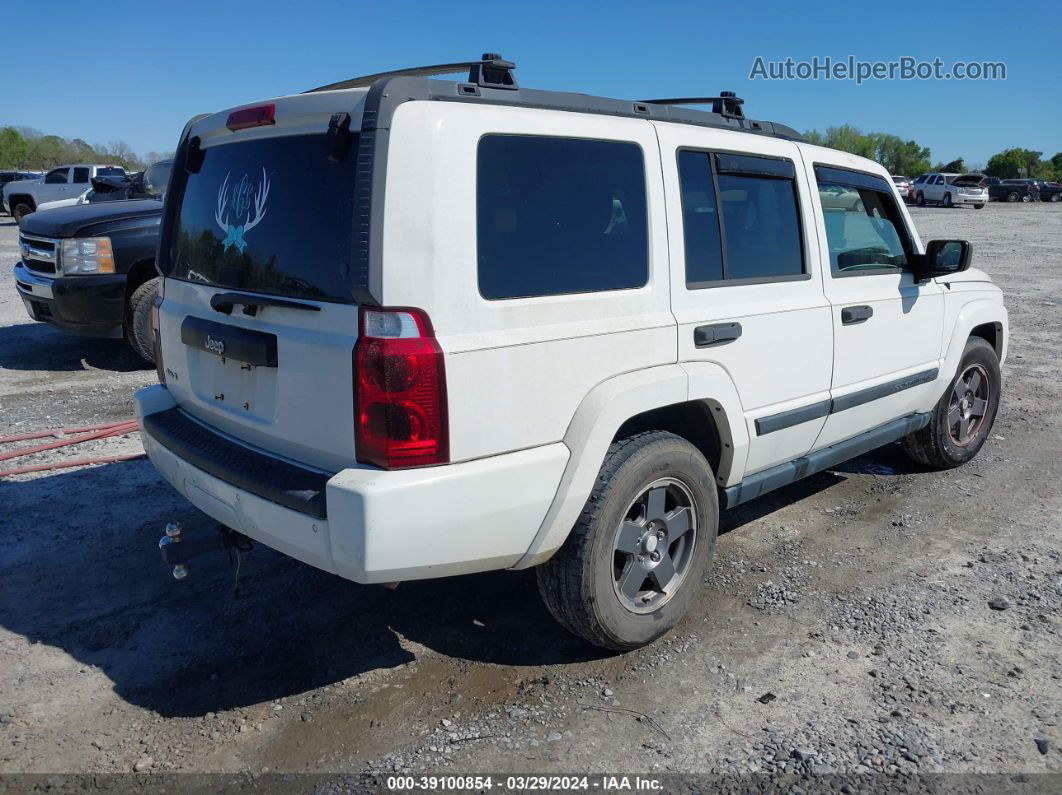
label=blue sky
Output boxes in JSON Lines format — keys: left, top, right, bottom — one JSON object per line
{"left": 3, "top": 0, "right": 1059, "bottom": 166}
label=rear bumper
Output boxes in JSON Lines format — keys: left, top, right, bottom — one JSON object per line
{"left": 14, "top": 262, "right": 126, "bottom": 338}
{"left": 135, "top": 385, "right": 569, "bottom": 583}
{"left": 951, "top": 193, "right": 988, "bottom": 205}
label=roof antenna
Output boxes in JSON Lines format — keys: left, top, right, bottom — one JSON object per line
{"left": 468, "top": 53, "right": 518, "bottom": 90}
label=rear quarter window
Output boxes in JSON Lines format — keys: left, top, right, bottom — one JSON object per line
{"left": 476, "top": 135, "right": 649, "bottom": 300}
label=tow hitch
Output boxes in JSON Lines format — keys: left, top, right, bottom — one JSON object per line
{"left": 158, "top": 522, "right": 253, "bottom": 582}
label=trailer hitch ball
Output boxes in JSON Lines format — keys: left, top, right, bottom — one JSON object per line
{"left": 172, "top": 564, "right": 189, "bottom": 580}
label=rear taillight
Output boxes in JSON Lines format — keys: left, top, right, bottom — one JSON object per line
{"left": 151, "top": 280, "right": 165, "bottom": 384}
{"left": 354, "top": 307, "right": 449, "bottom": 469}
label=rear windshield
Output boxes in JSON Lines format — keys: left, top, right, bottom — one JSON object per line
{"left": 97, "top": 167, "right": 126, "bottom": 176}
{"left": 166, "top": 134, "right": 359, "bottom": 303}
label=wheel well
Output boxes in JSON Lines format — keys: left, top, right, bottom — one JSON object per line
{"left": 8, "top": 193, "right": 34, "bottom": 210}
{"left": 124, "top": 259, "right": 158, "bottom": 303}
{"left": 970, "top": 322, "right": 1003, "bottom": 359}
{"left": 613, "top": 401, "right": 723, "bottom": 476}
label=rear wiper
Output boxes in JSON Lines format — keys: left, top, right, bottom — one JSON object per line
{"left": 210, "top": 291, "right": 321, "bottom": 317}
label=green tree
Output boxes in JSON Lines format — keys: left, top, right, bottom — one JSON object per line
{"left": 823, "top": 125, "right": 877, "bottom": 159}
{"left": 935, "top": 158, "right": 967, "bottom": 174}
{"left": 985, "top": 148, "right": 1046, "bottom": 179}
{"left": 874, "top": 134, "right": 932, "bottom": 177}
{"left": 0, "top": 126, "right": 29, "bottom": 168}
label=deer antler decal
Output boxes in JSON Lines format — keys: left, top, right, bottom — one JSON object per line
{"left": 215, "top": 168, "right": 271, "bottom": 253}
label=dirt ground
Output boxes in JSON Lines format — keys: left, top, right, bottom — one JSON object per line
{"left": 0, "top": 203, "right": 1060, "bottom": 785}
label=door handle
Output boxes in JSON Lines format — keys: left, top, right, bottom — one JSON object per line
{"left": 694, "top": 322, "right": 742, "bottom": 347}
{"left": 841, "top": 305, "right": 873, "bottom": 325}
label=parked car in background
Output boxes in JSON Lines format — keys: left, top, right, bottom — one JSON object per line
{"left": 135, "top": 54, "right": 1007, "bottom": 650}
{"left": 913, "top": 173, "right": 987, "bottom": 209}
{"left": 1, "top": 164, "right": 126, "bottom": 222}
{"left": 1031, "top": 180, "right": 1062, "bottom": 202}
{"left": 12, "top": 160, "right": 172, "bottom": 361}
{"left": 988, "top": 179, "right": 1041, "bottom": 203}
{"left": 34, "top": 160, "right": 174, "bottom": 212}
{"left": 891, "top": 175, "right": 914, "bottom": 203}
{"left": 0, "top": 171, "right": 40, "bottom": 212}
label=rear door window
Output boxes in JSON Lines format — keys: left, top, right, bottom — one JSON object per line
{"left": 476, "top": 134, "right": 648, "bottom": 300}
{"left": 72, "top": 167, "right": 90, "bottom": 184}
{"left": 678, "top": 150, "right": 805, "bottom": 285}
{"left": 166, "top": 134, "right": 360, "bottom": 303}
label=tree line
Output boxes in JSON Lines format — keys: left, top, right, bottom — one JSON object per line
{"left": 804, "top": 125, "right": 1062, "bottom": 182}
{"left": 0, "top": 125, "right": 173, "bottom": 172}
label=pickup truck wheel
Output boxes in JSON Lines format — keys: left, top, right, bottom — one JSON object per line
{"left": 915, "top": 191, "right": 925, "bottom": 206}
{"left": 901, "top": 337, "right": 1000, "bottom": 470}
{"left": 942, "top": 193, "right": 953, "bottom": 208}
{"left": 536, "top": 431, "right": 718, "bottom": 650}
{"left": 974, "top": 204, "right": 986, "bottom": 209}
{"left": 1006, "top": 191, "right": 1020, "bottom": 202}
{"left": 1051, "top": 193, "right": 1061, "bottom": 202}
{"left": 12, "top": 202, "right": 33, "bottom": 223}
{"left": 127, "top": 277, "right": 160, "bottom": 363}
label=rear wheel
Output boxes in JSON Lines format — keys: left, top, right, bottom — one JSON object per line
{"left": 12, "top": 202, "right": 33, "bottom": 223}
{"left": 1051, "top": 193, "right": 1060, "bottom": 202}
{"left": 915, "top": 191, "right": 926, "bottom": 206}
{"left": 127, "top": 277, "right": 160, "bottom": 363}
{"left": 943, "top": 193, "right": 953, "bottom": 208}
{"left": 902, "top": 337, "right": 1000, "bottom": 470}
{"left": 1006, "top": 191, "right": 1020, "bottom": 203}
{"left": 537, "top": 431, "right": 718, "bottom": 650}
{"left": 974, "top": 204, "right": 985, "bottom": 209}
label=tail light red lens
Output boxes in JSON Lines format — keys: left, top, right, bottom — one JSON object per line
{"left": 354, "top": 307, "right": 449, "bottom": 469}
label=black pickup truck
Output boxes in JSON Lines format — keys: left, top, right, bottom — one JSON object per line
{"left": 12, "top": 161, "right": 172, "bottom": 361}
{"left": 987, "top": 178, "right": 1042, "bottom": 203}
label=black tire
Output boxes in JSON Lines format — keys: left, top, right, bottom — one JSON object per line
{"left": 537, "top": 431, "right": 718, "bottom": 650}
{"left": 1006, "top": 191, "right": 1020, "bottom": 203}
{"left": 974, "top": 204, "right": 985, "bottom": 209}
{"left": 915, "top": 191, "right": 926, "bottom": 206}
{"left": 1050, "top": 193, "right": 1060, "bottom": 203}
{"left": 942, "top": 193, "right": 953, "bottom": 208}
{"left": 127, "top": 277, "right": 160, "bottom": 363}
{"left": 902, "top": 337, "right": 1001, "bottom": 470}
{"left": 12, "top": 202, "right": 33, "bottom": 223}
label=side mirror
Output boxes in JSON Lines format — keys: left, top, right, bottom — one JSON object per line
{"left": 916, "top": 239, "right": 972, "bottom": 279}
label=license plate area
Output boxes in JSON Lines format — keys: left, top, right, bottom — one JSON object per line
{"left": 181, "top": 316, "right": 278, "bottom": 420}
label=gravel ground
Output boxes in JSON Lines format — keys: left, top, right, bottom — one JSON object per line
{"left": 0, "top": 204, "right": 1060, "bottom": 786}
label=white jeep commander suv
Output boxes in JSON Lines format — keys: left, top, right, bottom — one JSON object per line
{"left": 136, "top": 54, "right": 1008, "bottom": 650}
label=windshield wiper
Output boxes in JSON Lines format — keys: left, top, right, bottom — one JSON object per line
{"left": 210, "top": 291, "right": 321, "bottom": 317}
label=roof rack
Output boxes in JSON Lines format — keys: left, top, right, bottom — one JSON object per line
{"left": 307, "top": 53, "right": 517, "bottom": 93}
{"left": 640, "top": 92, "right": 745, "bottom": 120}
{"left": 304, "top": 52, "right": 801, "bottom": 143}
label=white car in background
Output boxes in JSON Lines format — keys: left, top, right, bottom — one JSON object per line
{"left": 913, "top": 173, "right": 988, "bottom": 209}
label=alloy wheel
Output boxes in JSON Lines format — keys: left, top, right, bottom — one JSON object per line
{"left": 948, "top": 363, "right": 991, "bottom": 446}
{"left": 612, "top": 478, "right": 698, "bottom": 614}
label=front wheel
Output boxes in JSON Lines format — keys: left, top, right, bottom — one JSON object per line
{"left": 902, "top": 337, "right": 1000, "bottom": 470}
{"left": 127, "top": 277, "right": 160, "bottom": 363}
{"left": 974, "top": 203, "right": 986, "bottom": 209}
{"left": 12, "top": 203, "right": 33, "bottom": 223}
{"left": 537, "top": 431, "right": 718, "bottom": 650}
{"left": 1006, "top": 191, "right": 1020, "bottom": 203}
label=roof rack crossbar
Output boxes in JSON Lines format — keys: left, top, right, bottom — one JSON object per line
{"left": 307, "top": 53, "right": 517, "bottom": 94}
{"left": 640, "top": 92, "right": 745, "bottom": 119}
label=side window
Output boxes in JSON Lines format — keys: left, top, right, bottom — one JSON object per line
{"left": 477, "top": 135, "right": 648, "bottom": 300}
{"left": 72, "top": 167, "right": 90, "bottom": 184}
{"left": 678, "top": 150, "right": 804, "bottom": 286}
{"left": 815, "top": 166, "right": 913, "bottom": 276}
{"left": 44, "top": 168, "right": 69, "bottom": 184}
